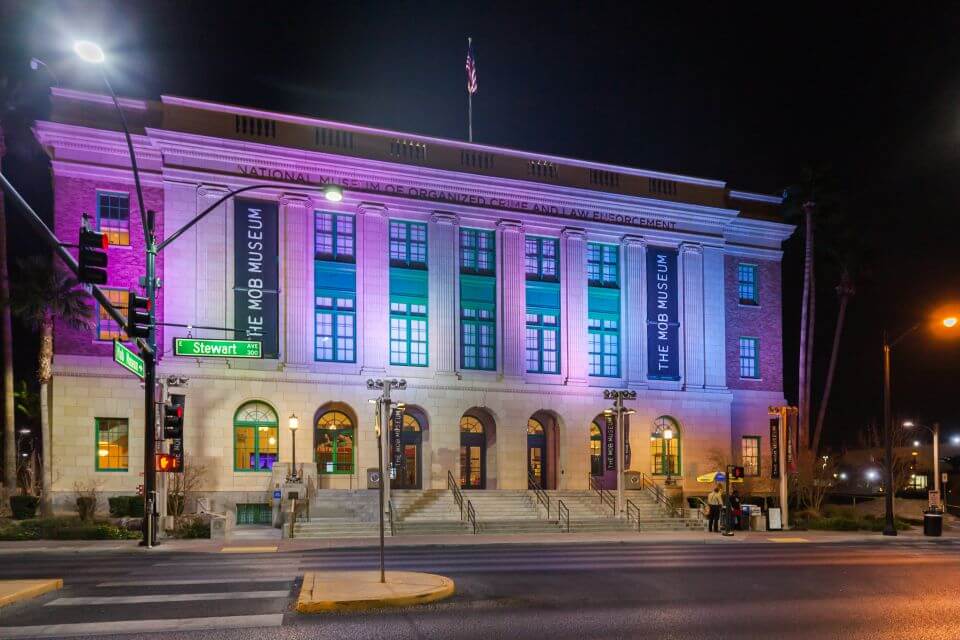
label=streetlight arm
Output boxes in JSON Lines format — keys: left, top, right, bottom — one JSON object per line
{"left": 889, "top": 323, "right": 921, "bottom": 349}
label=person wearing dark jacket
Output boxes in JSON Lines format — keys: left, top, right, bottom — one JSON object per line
{"left": 729, "top": 488, "right": 743, "bottom": 530}
{"left": 707, "top": 485, "right": 723, "bottom": 533}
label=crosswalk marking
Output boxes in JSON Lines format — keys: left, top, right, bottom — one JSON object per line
{"left": 46, "top": 590, "right": 292, "bottom": 606}
{"left": 97, "top": 575, "right": 296, "bottom": 587}
{"left": 0, "top": 613, "right": 285, "bottom": 639}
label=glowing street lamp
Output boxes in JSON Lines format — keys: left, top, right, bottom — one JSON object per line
{"left": 944, "top": 316, "right": 958, "bottom": 328}
{"left": 288, "top": 414, "right": 300, "bottom": 483}
{"left": 73, "top": 40, "right": 105, "bottom": 64}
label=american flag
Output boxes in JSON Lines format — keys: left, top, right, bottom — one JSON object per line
{"left": 465, "top": 40, "right": 478, "bottom": 94}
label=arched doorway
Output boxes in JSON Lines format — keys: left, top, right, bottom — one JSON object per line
{"left": 650, "top": 416, "right": 681, "bottom": 481}
{"left": 459, "top": 416, "right": 485, "bottom": 489}
{"left": 392, "top": 412, "right": 423, "bottom": 489}
{"left": 527, "top": 418, "right": 546, "bottom": 488}
{"left": 589, "top": 420, "right": 603, "bottom": 477}
{"left": 315, "top": 410, "right": 355, "bottom": 475}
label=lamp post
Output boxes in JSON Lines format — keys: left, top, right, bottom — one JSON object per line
{"left": 288, "top": 414, "right": 299, "bottom": 483}
{"left": 603, "top": 389, "right": 636, "bottom": 515}
{"left": 903, "top": 420, "right": 941, "bottom": 507}
{"left": 366, "top": 378, "right": 406, "bottom": 584}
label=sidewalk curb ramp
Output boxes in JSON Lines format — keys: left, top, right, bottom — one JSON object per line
{"left": 296, "top": 570, "right": 454, "bottom": 613}
{"left": 0, "top": 579, "right": 63, "bottom": 608}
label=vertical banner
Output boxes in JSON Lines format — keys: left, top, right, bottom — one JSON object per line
{"left": 234, "top": 199, "right": 279, "bottom": 358}
{"left": 646, "top": 247, "right": 680, "bottom": 380}
{"left": 769, "top": 415, "right": 781, "bottom": 479}
{"left": 604, "top": 412, "right": 616, "bottom": 471}
{"left": 391, "top": 408, "right": 404, "bottom": 471}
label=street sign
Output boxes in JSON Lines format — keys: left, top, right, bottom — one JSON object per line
{"left": 174, "top": 338, "right": 262, "bottom": 358}
{"left": 273, "top": 490, "right": 282, "bottom": 500}
{"left": 113, "top": 340, "right": 145, "bottom": 379}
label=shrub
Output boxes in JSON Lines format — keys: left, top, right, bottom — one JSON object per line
{"left": 172, "top": 515, "right": 211, "bottom": 539}
{"left": 0, "top": 517, "right": 140, "bottom": 540}
{"left": 10, "top": 495, "right": 39, "bottom": 520}
{"left": 109, "top": 496, "right": 131, "bottom": 517}
{"left": 76, "top": 497, "right": 96, "bottom": 522}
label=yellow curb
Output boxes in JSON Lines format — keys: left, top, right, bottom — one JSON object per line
{"left": 768, "top": 537, "right": 809, "bottom": 543}
{"left": 296, "top": 570, "right": 455, "bottom": 613}
{"left": 0, "top": 579, "right": 63, "bottom": 608}
{"left": 220, "top": 546, "right": 278, "bottom": 553}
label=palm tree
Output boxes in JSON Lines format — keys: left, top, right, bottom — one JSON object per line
{"left": 12, "top": 256, "right": 92, "bottom": 515}
{"left": 0, "top": 75, "right": 17, "bottom": 491}
{"left": 811, "top": 264, "right": 855, "bottom": 456}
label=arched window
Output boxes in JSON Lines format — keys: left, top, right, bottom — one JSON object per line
{"left": 590, "top": 421, "right": 602, "bottom": 476}
{"left": 527, "top": 418, "right": 544, "bottom": 434}
{"left": 316, "top": 410, "right": 354, "bottom": 474}
{"left": 460, "top": 416, "right": 484, "bottom": 433}
{"left": 650, "top": 416, "right": 681, "bottom": 476}
{"left": 403, "top": 414, "right": 421, "bottom": 432}
{"left": 234, "top": 401, "right": 279, "bottom": 472}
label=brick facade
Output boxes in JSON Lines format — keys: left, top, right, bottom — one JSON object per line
{"left": 724, "top": 256, "right": 782, "bottom": 392}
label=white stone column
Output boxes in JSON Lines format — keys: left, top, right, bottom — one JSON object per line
{"left": 196, "top": 185, "right": 229, "bottom": 340}
{"left": 681, "top": 242, "right": 705, "bottom": 389}
{"left": 622, "top": 235, "right": 646, "bottom": 387}
{"left": 429, "top": 212, "right": 458, "bottom": 376}
{"left": 562, "top": 227, "right": 588, "bottom": 386}
{"left": 161, "top": 180, "right": 198, "bottom": 354}
{"left": 702, "top": 245, "right": 727, "bottom": 389}
{"left": 497, "top": 220, "right": 525, "bottom": 381}
{"left": 358, "top": 203, "right": 389, "bottom": 374}
{"left": 281, "top": 194, "right": 313, "bottom": 366}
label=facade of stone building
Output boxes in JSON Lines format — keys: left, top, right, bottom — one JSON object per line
{"left": 35, "top": 87, "right": 793, "bottom": 511}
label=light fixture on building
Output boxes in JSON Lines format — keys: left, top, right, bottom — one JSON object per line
{"left": 74, "top": 40, "right": 106, "bottom": 64}
{"left": 662, "top": 428, "right": 674, "bottom": 440}
{"left": 913, "top": 440, "right": 921, "bottom": 447}
{"left": 288, "top": 413, "right": 300, "bottom": 483}
{"left": 323, "top": 184, "right": 344, "bottom": 202}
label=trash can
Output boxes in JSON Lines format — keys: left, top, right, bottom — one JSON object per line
{"left": 923, "top": 509, "right": 943, "bottom": 537}
{"left": 751, "top": 510, "right": 764, "bottom": 531}
{"left": 739, "top": 505, "right": 751, "bottom": 530}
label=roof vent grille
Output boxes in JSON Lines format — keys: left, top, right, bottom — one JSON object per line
{"left": 460, "top": 150, "right": 494, "bottom": 170}
{"left": 648, "top": 177, "right": 678, "bottom": 196}
{"left": 589, "top": 169, "right": 620, "bottom": 189}
{"left": 314, "top": 127, "right": 355, "bottom": 150}
{"left": 235, "top": 115, "right": 277, "bottom": 139}
{"left": 528, "top": 160, "right": 558, "bottom": 180}
{"left": 390, "top": 138, "right": 427, "bottom": 161}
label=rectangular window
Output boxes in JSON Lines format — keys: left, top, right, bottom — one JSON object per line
{"left": 741, "top": 436, "right": 760, "bottom": 476}
{"left": 525, "top": 237, "right": 559, "bottom": 281}
{"left": 390, "top": 301, "right": 428, "bottom": 366}
{"left": 390, "top": 221, "right": 427, "bottom": 268}
{"left": 97, "top": 288, "right": 128, "bottom": 342}
{"left": 739, "top": 337, "right": 759, "bottom": 379}
{"left": 461, "top": 305, "right": 496, "bottom": 370}
{"left": 908, "top": 474, "right": 928, "bottom": 491}
{"left": 315, "top": 295, "right": 356, "bottom": 362}
{"left": 588, "top": 316, "right": 620, "bottom": 377}
{"left": 234, "top": 424, "right": 278, "bottom": 471}
{"left": 460, "top": 228, "right": 495, "bottom": 274}
{"left": 314, "top": 212, "right": 355, "bottom": 262}
{"left": 738, "top": 263, "right": 759, "bottom": 305}
{"left": 97, "top": 192, "right": 130, "bottom": 246}
{"left": 587, "top": 243, "right": 618, "bottom": 287}
{"left": 95, "top": 418, "right": 129, "bottom": 471}
{"left": 525, "top": 313, "right": 559, "bottom": 373}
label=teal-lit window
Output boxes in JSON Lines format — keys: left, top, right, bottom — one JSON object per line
{"left": 525, "top": 313, "right": 559, "bottom": 373}
{"left": 525, "top": 237, "right": 559, "bottom": 281}
{"left": 96, "top": 191, "right": 130, "bottom": 246}
{"left": 95, "top": 418, "right": 128, "bottom": 471}
{"left": 739, "top": 337, "right": 759, "bottom": 379}
{"left": 315, "top": 295, "right": 356, "bottom": 362}
{"left": 588, "top": 315, "right": 619, "bottom": 377}
{"left": 587, "top": 243, "right": 618, "bottom": 287}
{"left": 390, "top": 221, "right": 427, "bottom": 268}
{"left": 233, "top": 402, "right": 279, "bottom": 472}
{"left": 738, "top": 263, "right": 758, "bottom": 305}
{"left": 460, "top": 228, "right": 494, "bottom": 274}
{"left": 462, "top": 304, "right": 495, "bottom": 370}
{"left": 315, "top": 212, "right": 355, "bottom": 262}
{"left": 390, "top": 300, "right": 428, "bottom": 366}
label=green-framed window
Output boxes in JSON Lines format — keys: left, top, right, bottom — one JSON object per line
{"left": 650, "top": 416, "right": 681, "bottom": 476}
{"left": 316, "top": 410, "right": 355, "bottom": 474}
{"left": 587, "top": 243, "right": 618, "bottom": 287}
{"left": 525, "top": 312, "right": 559, "bottom": 373}
{"left": 95, "top": 418, "right": 129, "bottom": 471}
{"left": 96, "top": 191, "right": 130, "bottom": 246}
{"left": 97, "top": 288, "right": 128, "bottom": 342}
{"left": 738, "top": 263, "right": 759, "bottom": 305}
{"left": 390, "top": 300, "right": 428, "bottom": 366}
{"left": 462, "top": 304, "right": 495, "bottom": 370}
{"left": 588, "top": 315, "right": 620, "bottom": 377}
{"left": 315, "top": 294, "right": 356, "bottom": 362}
{"left": 460, "top": 228, "right": 495, "bottom": 274}
{"left": 390, "top": 220, "right": 427, "bottom": 268}
{"left": 525, "top": 236, "right": 559, "bottom": 281}
{"left": 315, "top": 211, "right": 355, "bottom": 262}
{"left": 741, "top": 436, "right": 760, "bottom": 476}
{"left": 739, "top": 337, "right": 759, "bottom": 379}
{"left": 234, "top": 401, "right": 279, "bottom": 472}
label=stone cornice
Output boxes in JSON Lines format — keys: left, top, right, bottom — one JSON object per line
{"left": 429, "top": 211, "right": 458, "bottom": 225}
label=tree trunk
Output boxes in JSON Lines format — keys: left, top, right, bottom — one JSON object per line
{"left": 811, "top": 270, "right": 853, "bottom": 456}
{"left": 804, "top": 259, "right": 815, "bottom": 448}
{"left": 797, "top": 203, "right": 814, "bottom": 453}
{"left": 39, "top": 314, "right": 53, "bottom": 516}
{"left": 0, "top": 125, "right": 15, "bottom": 491}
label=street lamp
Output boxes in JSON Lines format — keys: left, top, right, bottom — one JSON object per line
{"left": 366, "top": 378, "right": 406, "bottom": 584}
{"left": 288, "top": 414, "right": 299, "bottom": 483}
{"left": 603, "top": 389, "right": 636, "bottom": 515}
{"left": 73, "top": 40, "right": 105, "bottom": 64}
{"left": 903, "top": 420, "right": 942, "bottom": 508}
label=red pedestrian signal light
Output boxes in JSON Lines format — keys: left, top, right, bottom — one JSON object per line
{"left": 163, "top": 400, "right": 184, "bottom": 440}
{"left": 156, "top": 453, "right": 180, "bottom": 472}
{"left": 731, "top": 466, "right": 745, "bottom": 480}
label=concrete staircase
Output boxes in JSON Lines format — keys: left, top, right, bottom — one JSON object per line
{"left": 548, "top": 490, "right": 703, "bottom": 532}
{"left": 391, "top": 490, "right": 472, "bottom": 535}
{"left": 462, "top": 490, "right": 563, "bottom": 534}
{"left": 292, "top": 490, "right": 380, "bottom": 538}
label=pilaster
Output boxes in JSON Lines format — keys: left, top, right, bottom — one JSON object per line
{"left": 358, "top": 202, "right": 389, "bottom": 374}
{"left": 622, "top": 235, "right": 647, "bottom": 387}
{"left": 281, "top": 194, "right": 313, "bottom": 367}
{"left": 561, "top": 227, "right": 588, "bottom": 386}
{"left": 497, "top": 219, "right": 525, "bottom": 380}
{"left": 161, "top": 180, "right": 199, "bottom": 354}
{"left": 703, "top": 245, "right": 727, "bottom": 388}
{"left": 681, "top": 242, "right": 705, "bottom": 389}
{"left": 196, "top": 185, "right": 229, "bottom": 339}
{"left": 429, "top": 211, "right": 458, "bottom": 376}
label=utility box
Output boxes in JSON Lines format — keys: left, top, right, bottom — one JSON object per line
{"left": 367, "top": 468, "right": 382, "bottom": 489}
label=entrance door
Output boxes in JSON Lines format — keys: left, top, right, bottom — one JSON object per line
{"left": 527, "top": 418, "right": 547, "bottom": 489}
{"left": 459, "top": 416, "right": 485, "bottom": 489}
{"left": 392, "top": 414, "right": 422, "bottom": 489}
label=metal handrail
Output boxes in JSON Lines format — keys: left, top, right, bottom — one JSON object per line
{"left": 625, "top": 498, "right": 642, "bottom": 532}
{"left": 388, "top": 498, "right": 396, "bottom": 536}
{"left": 528, "top": 471, "right": 551, "bottom": 518}
{"left": 638, "top": 472, "right": 684, "bottom": 518}
{"left": 448, "top": 470, "right": 465, "bottom": 520}
{"left": 466, "top": 500, "right": 478, "bottom": 534}
{"left": 692, "top": 497, "right": 708, "bottom": 522}
{"left": 558, "top": 499, "right": 571, "bottom": 533}
{"left": 589, "top": 474, "right": 616, "bottom": 514}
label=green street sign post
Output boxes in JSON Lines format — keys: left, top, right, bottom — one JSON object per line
{"left": 174, "top": 338, "right": 263, "bottom": 359}
{"left": 113, "top": 340, "right": 145, "bottom": 379}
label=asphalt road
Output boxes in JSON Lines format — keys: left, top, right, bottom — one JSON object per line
{"left": 1, "top": 538, "right": 959, "bottom": 639}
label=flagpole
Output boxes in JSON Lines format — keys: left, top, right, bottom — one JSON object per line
{"left": 467, "top": 36, "right": 473, "bottom": 142}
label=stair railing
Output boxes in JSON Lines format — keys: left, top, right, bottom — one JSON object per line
{"left": 588, "top": 474, "right": 616, "bottom": 514}
{"left": 466, "top": 499, "right": 478, "bottom": 534}
{"left": 638, "top": 472, "right": 684, "bottom": 518}
{"left": 447, "top": 470, "right": 465, "bottom": 520}
{"left": 625, "top": 498, "right": 642, "bottom": 532}
{"left": 388, "top": 498, "right": 396, "bottom": 537}
{"left": 557, "top": 499, "right": 571, "bottom": 533}
{"left": 528, "top": 471, "right": 551, "bottom": 518}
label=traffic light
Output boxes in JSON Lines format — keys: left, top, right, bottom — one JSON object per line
{"left": 163, "top": 401, "right": 184, "bottom": 440}
{"left": 156, "top": 453, "right": 180, "bottom": 472}
{"left": 731, "top": 466, "right": 745, "bottom": 480}
{"left": 126, "top": 291, "right": 150, "bottom": 339}
{"left": 78, "top": 227, "right": 109, "bottom": 284}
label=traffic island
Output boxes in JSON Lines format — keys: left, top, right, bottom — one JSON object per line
{"left": 0, "top": 579, "right": 63, "bottom": 608}
{"left": 296, "top": 570, "right": 454, "bottom": 613}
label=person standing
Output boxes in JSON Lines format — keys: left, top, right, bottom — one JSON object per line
{"left": 707, "top": 485, "right": 723, "bottom": 533}
{"left": 729, "top": 488, "right": 743, "bottom": 530}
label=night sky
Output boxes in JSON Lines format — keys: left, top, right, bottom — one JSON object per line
{"left": 2, "top": 1, "right": 960, "bottom": 447}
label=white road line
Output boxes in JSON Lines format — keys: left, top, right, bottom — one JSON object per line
{"left": 0, "top": 613, "right": 285, "bottom": 638}
{"left": 46, "top": 590, "right": 291, "bottom": 606}
{"left": 97, "top": 575, "right": 296, "bottom": 586}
